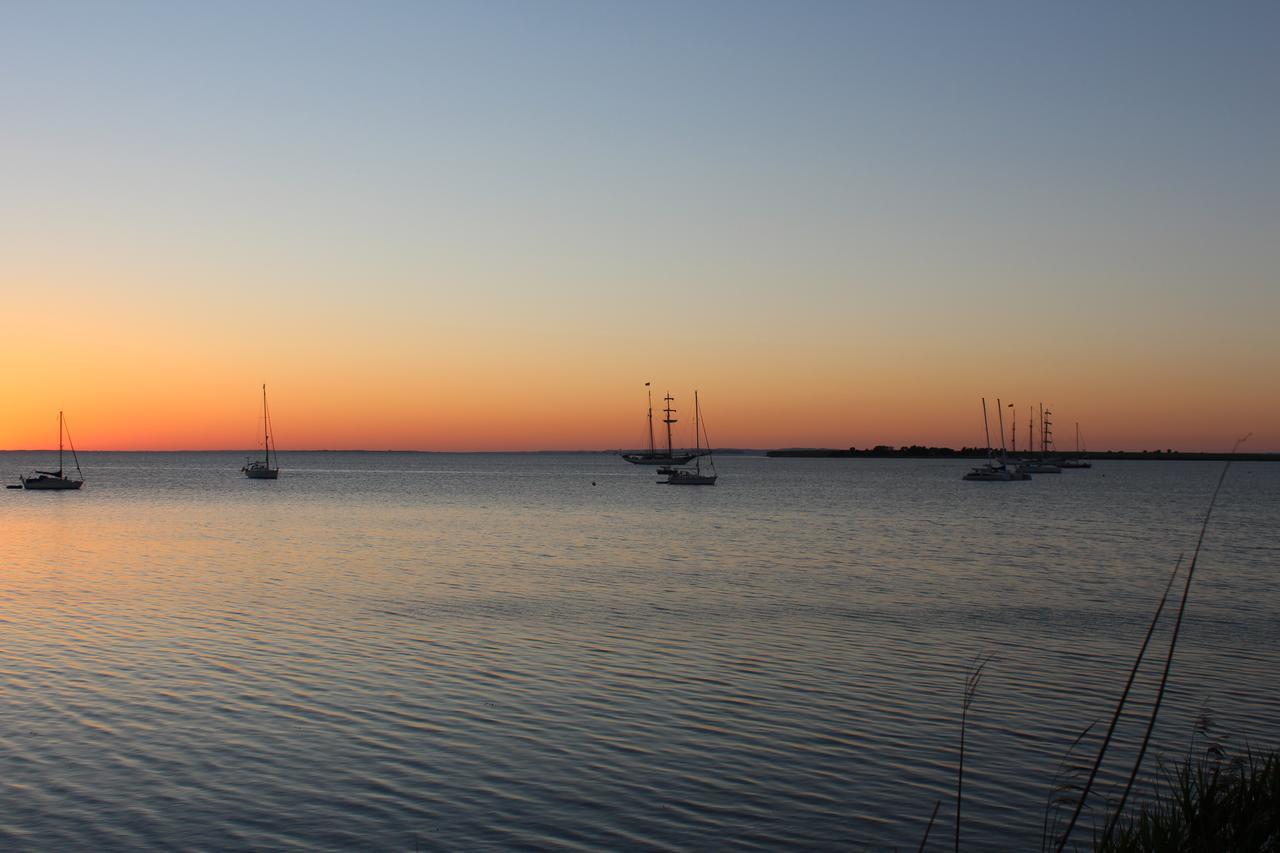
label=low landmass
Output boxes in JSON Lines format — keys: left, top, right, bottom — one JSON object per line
{"left": 766, "top": 446, "right": 1280, "bottom": 462}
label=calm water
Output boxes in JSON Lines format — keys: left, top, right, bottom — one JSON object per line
{"left": 1, "top": 452, "right": 1277, "bottom": 850}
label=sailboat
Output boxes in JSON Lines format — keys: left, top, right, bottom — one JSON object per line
{"left": 662, "top": 391, "right": 717, "bottom": 485}
{"left": 241, "top": 384, "right": 279, "bottom": 479}
{"left": 20, "top": 411, "right": 85, "bottom": 490}
{"left": 963, "top": 397, "right": 1030, "bottom": 481}
{"left": 620, "top": 383, "right": 698, "bottom": 465}
{"left": 1020, "top": 402, "right": 1062, "bottom": 474}
{"left": 1059, "top": 422, "right": 1092, "bottom": 469}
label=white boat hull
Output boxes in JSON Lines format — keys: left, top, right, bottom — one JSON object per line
{"left": 662, "top": 470, "right": 717, "bottom": 485}
{"left": 963, "top": 464, "right": 1030, "bottom": 482}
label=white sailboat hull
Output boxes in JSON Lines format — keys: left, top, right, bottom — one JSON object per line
{"left": 963, "top": 464, "right": 1030, "bottom": 481}
{"left": 662, "top": 471, "right": 717, "bottom": 485}
{"left": 659, "top": 391, "right": 717, "bottom": 484}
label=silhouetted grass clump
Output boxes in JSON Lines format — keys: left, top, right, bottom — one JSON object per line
{"left": 917, "top": 438, "right": 1276, "bottom": 852}
{"left": 1100, "top": 747, "right": 1280, "bottom": 852}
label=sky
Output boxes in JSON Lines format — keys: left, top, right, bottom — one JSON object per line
{"left": 2, "top": 1, "right": 1277, "bottom": 451}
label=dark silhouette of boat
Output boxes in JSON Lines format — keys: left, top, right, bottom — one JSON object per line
{"left": 241, "top": 384, "right": 280, "bottom": 479}
{"left": 20, "top": 411, "right": 84, "bottom": 490}
{"left": 963, "top": 398, "right": 1030, "bottom": 481}
{"left": 620, "top": 383, "right": 700, "bottom": 465}
{"left": 661, "top": 391, "right": 717, "bottom": 485}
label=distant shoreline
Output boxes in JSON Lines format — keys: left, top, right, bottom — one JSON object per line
{"left": 765, "top": 448, "right": 1280, "bottom": 462}
{"left": 1, "top": 447, "right": 1275, "bottom": 460}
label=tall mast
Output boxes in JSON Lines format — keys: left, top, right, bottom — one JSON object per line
{"left": 1010, "top": 402, "right": 1016, "bottom": 453}
{"left": 996, "top": 397, "right": 1008, "bottom": 462}
{"left": 1038, "top": 402, "right": 1044, "bottom": 456}
{"left": 262, "top": 384, "right": 270, "bottom": 466}
{"left": 58, "top": 410, "right": 64, "bottom": 477}
{"left": 663, "top": 393, "right": 677, "bottom": 457}
{"left": 646, "top": 383, "right": 655, "bottom": 454}
{"left": 981, "top": 397, "right": 992, "bottom": 462}
{"left": 693, "top": 391, "right": 701, "bottom": 471}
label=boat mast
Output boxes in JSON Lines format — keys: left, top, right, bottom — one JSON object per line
{"left": 981, "top": 397, "right": 993, "bottom": 463}
{"left": 1010, "top": 402, "right": 1016, "bottom": 453}
{"left": 65, "top": 414, "right": 83, "bottom": 479}
{"left": 691, "top": 389, "right": 701, "bottom": 471}
{"left": 663, "top": 393, "right": 677, "bottom": 458}
{"left": 1038, "top": 402, "right": 1044, "bottom": 457}
{"left": 699, "top": 393, "right": 714, "bottom": 473}
{"left": 646, "top": 383, "right": 655, "bottom": 454}
{"left": 996, "top": 397, "right": 1008, "bottom": 463}
{"left": 262, "top": 384, "right": 270, "bottom": 467}
{"left": 58, "top": 410, "right": 64, "bottom": 478}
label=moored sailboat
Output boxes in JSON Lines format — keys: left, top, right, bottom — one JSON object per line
{"left": 1058, "top": 422, "right": 1092, "bottom": 469}
{"left": 963, "top": 397, "right": 1030, "bottom": 481}
{"left": 20, "top": 411, "right": 84, "bottom": 490}
{"left": 1020, "top": 402, "right": 1062, "bottom": 473}
{"left": 621, "top": 383, "right": 698, "bottom": 465}
{"left": 662, "top": 391, "right": 717, "bottom": 485}
{"left": 241, "top": 384, "right": 279, "bottom": 479}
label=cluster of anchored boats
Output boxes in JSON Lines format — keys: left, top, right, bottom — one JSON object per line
{"left": 618, "top": 384, "right": 718, "bottom": 485}
{"left": 11, "top": 385, "right": 280, "bottom": 491}
{"left": 964, "top": 397, "right": 1091, "bottom": 481}
{"left": 15, "top": 384, "right": 714, "bottom": 492}
{"left": 13, "top": 388, "right": 1094, "bottom": 491}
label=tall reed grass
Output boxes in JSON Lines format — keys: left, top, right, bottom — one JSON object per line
{"left": 923, "top": 441, "right": 1275, "bottom": 851}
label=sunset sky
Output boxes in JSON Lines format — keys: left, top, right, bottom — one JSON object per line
{"left": 3, "top": 2, "right": 1277, "bottom": 452}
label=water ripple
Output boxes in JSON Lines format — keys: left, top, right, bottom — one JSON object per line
{"left": 0, "top": 453, "right": 1276, "bottom": 849}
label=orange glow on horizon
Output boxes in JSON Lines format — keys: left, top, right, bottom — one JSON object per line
{"left": 2, "top": 369, "right": 1274, "bottom": 454}
{"left": 4, "top": 3, "right": 1279, "bottom": 456}
{"left": 4, "top": 265, "right": 1276, "bottom": 454}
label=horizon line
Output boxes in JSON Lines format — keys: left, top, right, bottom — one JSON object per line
{"left": 1, "top": 446, "right": 1275, "bottom": 455}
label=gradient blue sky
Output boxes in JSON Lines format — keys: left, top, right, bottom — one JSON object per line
{"left": 3, "top": 2, "right": 1277, "bottom": 450}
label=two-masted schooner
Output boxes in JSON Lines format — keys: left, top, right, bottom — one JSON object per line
{"left": 620, "top": 383, "right": 699, "bottom": 466}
